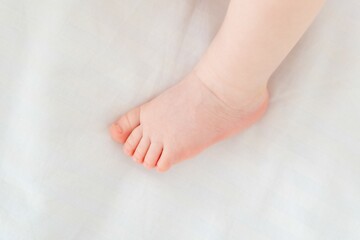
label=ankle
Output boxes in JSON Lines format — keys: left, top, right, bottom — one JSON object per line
{"left": 192, "top": 65, "right": 269, "bottom": 111}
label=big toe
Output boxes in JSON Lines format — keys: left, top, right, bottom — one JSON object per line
{"left": 110, "top": 107, "right": 140, "bottom": 144}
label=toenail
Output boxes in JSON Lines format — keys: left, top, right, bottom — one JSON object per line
{"left": 133, "top": 156, "right": 140, "bottom": 163}
{"left": 124, "top": 146, "right": 132, "bottom": 156}
{"left": 156, "top": 167, "right": 165, "bottom": 173}
{"left": 114, "top": 124, "right": 122, "bottom": 133}
{"left": 143, "top": 162, "right": 151, "bottom": 169}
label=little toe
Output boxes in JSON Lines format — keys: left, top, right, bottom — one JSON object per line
{"left": 156, "top": 149, "right": 172, "bottom": 172}
{"left": 113, "top": 107, "right": 140, "bottom": 144}
{"left": 133, "top": 137, "right": 151, "bottom": 164}
{"left": 143, "top": 142, "right": 163, "bottom": 169}
{"left": 123, "top": 126, "right": 142, "bottom": 156}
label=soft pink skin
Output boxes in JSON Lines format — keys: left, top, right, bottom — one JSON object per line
{"left": 109, "top": 0, "right": 324, "bottom": 172}
{"left": 110, "top": 73, "right": 269, "bottom": 172}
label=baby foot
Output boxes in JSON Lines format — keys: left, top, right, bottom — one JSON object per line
{"left": 109, "top": 71, "right": 269, "bottom": 172}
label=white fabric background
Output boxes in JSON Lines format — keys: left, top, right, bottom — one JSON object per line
{"left": 0, "top": 0, "right": 359, "bottom": 239}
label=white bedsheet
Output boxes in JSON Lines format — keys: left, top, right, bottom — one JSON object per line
{"left": 1, "top": 0, "right": 359, "bottom": 239}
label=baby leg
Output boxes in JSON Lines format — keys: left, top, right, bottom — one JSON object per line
{"left": 110, "top": 0, "right": 325, "bottom": 172}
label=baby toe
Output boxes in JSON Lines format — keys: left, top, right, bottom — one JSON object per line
{"left": 113, "top": 107, "right": 140, "bottom": 144}
{"left": 123, "top": 126, "right": 142, "bottom": 156}
{"left": 143, "top": 142, "right": 163, "bottom": 169}
{"left": 133, "top": 137, "right": 151, "bottom": 164}
{"left": 156, "top": 149, "right": 172, "bottom": 172}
